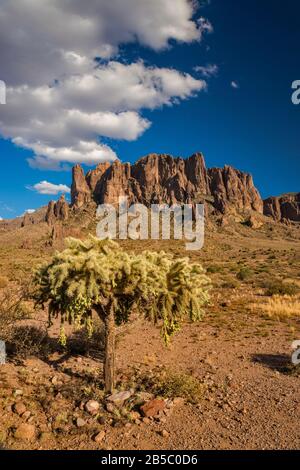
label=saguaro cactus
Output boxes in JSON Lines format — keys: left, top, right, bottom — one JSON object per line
{"left": 34, "top": 236, "right": 211, "bottom": 393}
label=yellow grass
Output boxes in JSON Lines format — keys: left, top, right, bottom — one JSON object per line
{"left": 251, "top": 295, "right": 300, "bottom": 320}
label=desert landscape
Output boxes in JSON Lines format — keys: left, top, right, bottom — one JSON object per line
{"left": 0, "top": 0, "right": 299, "bottom": 456}
{"left": 0, "top": 153, "right": 299, "bottom": 450}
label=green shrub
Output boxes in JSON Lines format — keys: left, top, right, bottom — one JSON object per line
{"left": 156, "top": 372, "right": 204, "bottom": 403}
{"left": 221, "top": 278, "right": 239, "bottom": 289}
{"left": 207, "top": 265, "right": 223, "bottom": 274}
{"left": 236, "top": 267, "right": 253, "bottom": 281}
{"left": 264, "top": 280, "right": 299, "bottom": 297}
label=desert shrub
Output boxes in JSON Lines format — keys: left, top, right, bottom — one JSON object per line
{"left": 206, "top": 265, "right": 223, "bottom": 274}
{"left": 0, "top": 285, "right": 33, "bottom": 341}
{"left": 6, "top": 325, "right": 51, "bottom": 359}
{"left": 125, "top": 367, "right": 204, "bottom": 404}
{"left": 221, "top": 278, "right": 239, "bottom": 289}
{"left": 264, "top": 280, "right": 299, "bottom": 297}
{"left": 236, "top": 267, "right": 253, "bottom": 281}
{"left": 155, "top": 372, "right": 204, "bottom": 404}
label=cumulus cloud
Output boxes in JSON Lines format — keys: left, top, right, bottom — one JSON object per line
{"left": 0, "top": 0, "right": 211, "bottom": 168}
{"left": 28, "top": 181, "right": 71, "bottom": 195}
{"left": 1, "top": 62, "right": 206, "bottom": 168}
{"left": 194, "top": 64, "right": 218, "bottom": 78}
{"left": 0, "top": 0, "right": 211, "bottom": 87}
{"left": 0, "top": 217, "right": 3, "bottom": 221}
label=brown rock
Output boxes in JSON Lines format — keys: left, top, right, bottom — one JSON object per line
{"left": 46, "top": 195, "right": 69, "bottom": 224}
{"left": 71, "top": 164, "right": 92, "bottom": 208}
{"left": 94, "top": 430, "right": 105, "bottom": 443}
{"left": 264, "top": 193, "right": 300, "bottom": 222}
{"left": 140, "top": 398, "right": 166, "bottom": 418}
{"left": 85, "top": 400, "right": 100, "bottom": 415}
{"left": 21, "top": 212, "right": 35, "bottom": 227}
{"left": 22, "top": 411, "right": 31, "bottom": 420}
{"left": 107, "top": 390, "right": 132, "bottom": 406}
{"left": 243, "top": 214, "right": 263, "bottom": 229}
{"left": 13, "top": 402, "right": 27, "bottom": 416}
{"left": 70, "top": 153, "right": 264, "bottom": 219}
{"left": 208, "top": 165, "right": 263, "bottom": 215}
{"left": 14, "top": 423, "right": 36, "bottom": 441}
{"left": 76, "top": 417, "right": 86, "bottom": 428}
{"left": 45, "top": 201, "right": 56, "bottom": 225}
{"left": 54, "top": 195, "right": 69, "bottom": 220}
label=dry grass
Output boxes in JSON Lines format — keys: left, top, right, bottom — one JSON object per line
{"left": 251, "top": 295, "right": 300, "bottom": 320}
{"left": 0, "top": 275, "right": 8, "bottom": 288}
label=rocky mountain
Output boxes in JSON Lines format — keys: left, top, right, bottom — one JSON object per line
{"left": 45, "top": 195, "right": 69, "bottom": 225}
{"left": 70, "top": 153, "right": 263, "bottom": 216}
{"left": 264, "top": 193, "right": 300, "bottom": 223}
{"left": 35, "top": 152, "right": 297, "bottom": 227}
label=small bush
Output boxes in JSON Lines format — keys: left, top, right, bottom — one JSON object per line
{"left": 7, "top": 325, "right": 51, "bottom": 359}
{"left": 0, "top": 286, "right": 32, "bottom": 341}
{"left": 264, "top": 280, "right": 299, "bottom": 297}
{"left": 221, "top": 278, "right": 239, "bottom": 289}
{"left": 125, "top": 367, "right": 204, "bottom": 404}
{"left": 236, "top": 267, "right": 253, "bottom": 281}
{"left": 156, "top": 372, "right": 204, "bottom": 404}
{"left": 207, "top": 265, "right": 223, "bottom": 274}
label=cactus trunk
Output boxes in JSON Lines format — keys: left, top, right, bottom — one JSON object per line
{"left": 104, "top": 302, "right": 115, "bottom": 394}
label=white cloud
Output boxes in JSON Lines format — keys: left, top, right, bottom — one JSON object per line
{"left": 24, "top": 209, "right": 36, "bottom": 214}
{"left": 194, "top": 64, "right": 218, "bottom": 78}
{"left": 0, "top": 0, "right": 211, "bottom": 87}
{"left": 29, "top": 181, "right": 71, "bottom": 195}
{"left": 231, "top": 81, "right": 239, "bottom": 89}
{"left": 0, "top": 62, "right": 206, "bottom": 168}
{"left": 0, "top": 0, "right": 211, "bottom": 168}
{"left": 0, "top": 217, "right": 3, "bottom": 221}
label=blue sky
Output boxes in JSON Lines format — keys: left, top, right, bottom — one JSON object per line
{"left": 0, "top": 0, "right": 299, "bottom": 219}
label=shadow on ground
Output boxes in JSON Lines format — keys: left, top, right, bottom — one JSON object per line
{"left": 252, "top": 353, "right": 299, "bottom": 375}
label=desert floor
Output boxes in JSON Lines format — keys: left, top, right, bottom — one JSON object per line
{"left": 0, "top": 220, "right": 299, "bottom": 450}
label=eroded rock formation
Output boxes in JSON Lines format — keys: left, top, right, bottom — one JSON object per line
{"left": 46, "top": 195, "right": 69, "bottom": 224}
{"left": 71, "top": 153, "right": 263, "bottom": 216}
{"left": 264, "top": 193, "right": 300, "bottom": 222}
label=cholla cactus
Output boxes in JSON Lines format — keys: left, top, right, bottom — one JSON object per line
{"left": 34, "top": 235, "right": 211, "bottom": 393}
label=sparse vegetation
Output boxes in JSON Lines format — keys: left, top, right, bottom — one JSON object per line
{"left": 264, "top": 280, "right": 300, "bottom": 297}
{"left": 155, "top": 372, "right": 204, "bottom": 404}
{"left": 236, "top": 267, "right": 253, "bottom": 281}
{"left": 206, "top": 265, "right": 223, "bottom": 274}
{"left": 251, "top": 295, "right": 300, "bottom": 320}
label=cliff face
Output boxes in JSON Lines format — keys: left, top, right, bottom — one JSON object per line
{"left": 264, "top": 193, "right": 300, "bottom": 222}
{"left": 46, "top": 195, "right": 69, "bottom": 224}
{"left": 71, "top": 153, "right": 263, "bottom": 215}
{"left": 71, "top": 165, "right": 92, "bottom": 209}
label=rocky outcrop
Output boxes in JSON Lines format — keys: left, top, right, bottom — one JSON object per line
{"left": 70, "top": 153, "right": 263, "bottom": 217}
{"left": 208, "top": 166, "right": 263, "bottom": 214}
{"left": 264, "top": 193, "right": 300, "bottom": 222}
{"left": 21, "top": 212, "right": 35, "bottom": 227}
{"left": 71, "top": 164, "right": 91, "bottom": 208}
{"left": 46, "top": 195, "right": 69, "bottom": 225}
{"left": 55, "top": 195, "right": 69, "bottom": 221}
